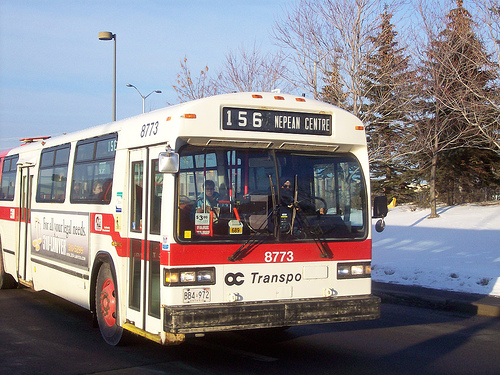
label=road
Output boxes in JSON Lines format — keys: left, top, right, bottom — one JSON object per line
{"left": 1, "top": 287, "right": 499, "bottom": 375}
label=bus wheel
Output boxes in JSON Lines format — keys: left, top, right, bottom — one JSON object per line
{"left": 96, "top": 262, "right": 124, "bottom": 345}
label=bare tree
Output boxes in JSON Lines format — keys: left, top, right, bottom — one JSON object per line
{"left": 274, "top": 0, "right": 405, "bottom": 115}
{"left": 172, "top": 56, "right": 218, "bottom": 103}
{"left": 412, "top": 0, "right": 499, "bottom": 217}
{"left": 467, "top": 0, "right": 500, "bottom": 150}
{"left": 273, "top": 0, "right": 328, "bottom": 98}
{"left": 320, "top": 0, "right": 389, "bottom": 116}
{"left": 173, "top": 47, "right": 291, "bottom": 102}
{"left": 213, "top": 43, "right": 292, "bottom": 94}
{"left": 474, "top": 0, "right": 500, "bottom": 69}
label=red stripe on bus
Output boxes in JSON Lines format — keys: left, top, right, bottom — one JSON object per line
{"left": 89, "top": 213, "right": 127, "bottom": 257}
{"left": 2, "top": 209, "right": 371, "bottom": 265}
{"left": 0, "top": 206, "right": 19, "bottom": 221}
{"left": 163, "top": 240, "right": 372, "bottom": 266}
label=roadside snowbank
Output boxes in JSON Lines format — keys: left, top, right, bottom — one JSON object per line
{"left": 372, "top": 203, "right": 500, "bottom": 296}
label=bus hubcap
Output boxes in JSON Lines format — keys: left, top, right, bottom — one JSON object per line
{"left": 100, "top": 278, "right": 116, "bottom": 327}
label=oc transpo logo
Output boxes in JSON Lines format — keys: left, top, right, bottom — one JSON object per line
{"left": 225, "top": 272, "right": 244, "bottom": 286}
{"left": 225, "top": 271, "right": 303, "bottom": 286}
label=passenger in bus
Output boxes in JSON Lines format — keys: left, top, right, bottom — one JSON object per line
{"left": 72, "top": 182, "right": 84, "bottom": 200}
{"left": 90, "top": 181, "right": 103, "bottom": 200}
{"left": 196, "top": 180, "right": 220, "bottom": 213}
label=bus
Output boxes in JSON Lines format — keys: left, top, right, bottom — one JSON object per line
{"left": 0, "top": 92, "right": 385, "bottom": 345}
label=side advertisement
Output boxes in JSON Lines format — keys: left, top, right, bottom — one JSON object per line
{"left": 31, "top": 210, "right": 90, "bottom": 269}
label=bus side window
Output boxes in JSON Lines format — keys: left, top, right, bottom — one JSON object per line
{"left": 0, "top": 155, "right": 19, "bottom": 201}
{"left": 36, "top": 145, "right": 70, "bottom": 203}
{"left": 71, "top": 133, "right": 117, "bottom": 204}
{"left": 130, "top": 161, "right": 143, "bottom": 232}
{"left": 150, "top": 159, "right": 162, "bottom": 235}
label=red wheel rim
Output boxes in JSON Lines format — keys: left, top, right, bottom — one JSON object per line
{"left": 100, "top": 278, "right": 116, "bottom": 327}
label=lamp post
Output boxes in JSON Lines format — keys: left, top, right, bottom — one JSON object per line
{"left": 98, "top": 31, "right": 116, "bottom": 121}
{"left": 126, "top": 84, "right": 162, "bottom": 113}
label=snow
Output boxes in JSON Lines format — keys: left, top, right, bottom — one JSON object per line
{"left": 371, "top": 203, "right": 500, "bottom": 296}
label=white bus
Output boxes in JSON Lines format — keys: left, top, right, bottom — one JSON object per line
{"left": 0, "top": 92, "right": 384, "bottom": 345}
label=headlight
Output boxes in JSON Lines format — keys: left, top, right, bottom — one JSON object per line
{"left": 337, "top": 262, "right": 372, "bottom": 279}
{"left": 351, "top": 265, "right": 364, "bottom": 275}
{"left": 197, "top": 269, "right": 215, "bottom": 283}
{"left": 180, "top": 271, "right": 196, "bottom": 283}
{"left": 165, "top": 271, "right": 179, "bottom": 284}
{"left": 337, "top": 264, "right": 351, "bottom": 277}
{"left": 164, "top": 267, "right": 216, "bottom": 286}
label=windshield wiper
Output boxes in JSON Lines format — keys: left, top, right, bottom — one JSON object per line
{"left": 289, "top": 175, "right": 332, "bottom": 259}
{"left": 228, "top": 175, "right": 279, "bottom": 262}
{"left": 227, "top": 207, "right": 278, "bottom": 262}
{"left": 292, "top": 207, "right": 333, "bottom": 258}
{"left": 269, "top": 174, "right": 280, "bottom": 240}
{"left": 228, "top": 174, "right": 332, "bottom": 261}
{"left": 289, "top": 175, "right": 299, "bottom": 234}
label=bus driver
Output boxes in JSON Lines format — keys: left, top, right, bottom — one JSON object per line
{"left": 196, "top": 180, "right": 219, "bottom": 213}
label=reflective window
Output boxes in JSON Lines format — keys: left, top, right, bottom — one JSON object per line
{"left": 148, "top": 241, "right": 161, "bottom": 318}
{"left": 36, "top": 144, "right": 71, "bottom": 203}
{"left": 176, "top": 146, "right": 367, "bottom": 243}
{"left": 150, "top": 159, "right": 163, "bottom": 235}
{"left": 129, "top": 239, "right": 142, "bottom": 310}
{"left": 0, "top": 155, "right": 19, "bottom": 201}
{"left": 130, "top": 161, "right": 143, "bottom": 232}
{"left": 71, "top": 133, "right": 117, "bottom": 204}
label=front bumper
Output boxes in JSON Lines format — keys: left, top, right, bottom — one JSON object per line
{"left": 164, "top": 295, "right": 380, "bottom": 334}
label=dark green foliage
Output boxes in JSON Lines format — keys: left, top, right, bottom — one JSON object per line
{"left": 357, "top": 9, "right": 415, "bottom": 201}
{"left": 418, "top": 0, "right": 499, "bottom": 207}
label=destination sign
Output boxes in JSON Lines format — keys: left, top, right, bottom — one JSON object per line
{"left": 222, "top": 107, "right": 332, "bottom": 136}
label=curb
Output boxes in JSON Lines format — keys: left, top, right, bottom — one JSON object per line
{"left": 372, "top": 282, "right": 500, "bottom": 318}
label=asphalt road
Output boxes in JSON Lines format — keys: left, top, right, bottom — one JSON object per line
{"left": 1, "top": 287, "right": 499, "bottom": 375}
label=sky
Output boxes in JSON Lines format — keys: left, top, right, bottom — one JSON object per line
{"left": 0, "top": 0, "right": 289, "bottom": 151}
{"left": 372, "top": 203, "right": 500, "bottom": 296}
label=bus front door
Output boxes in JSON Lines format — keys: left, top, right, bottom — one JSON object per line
{"left": 127, "top": 147, "right": 163, "bottom": 335}
{"left": 17, "top": 165, "right": 33, "bottom": 286}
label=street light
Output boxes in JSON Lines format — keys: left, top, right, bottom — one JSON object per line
{"left": 98, "top": 31, "right": 116, "bottom": 121}
{"left": 126, "top": 84, "right": 162, "bottom": 113}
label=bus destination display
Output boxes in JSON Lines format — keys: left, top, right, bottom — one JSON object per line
{"left": 222, "top": 107, "right": 332, "bottom": 136}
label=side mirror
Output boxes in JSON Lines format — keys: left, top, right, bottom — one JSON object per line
{"left": 373, "top": 195, "right": 388, "bottom": 233}
{"left": 373, "top": 195, "right": 388, "bottom": 218}
{"left": 375, "top": 218, "right": 385, "bottom": 233}
{"left": 158, "top": 151, "right": 179, "bottom": 173}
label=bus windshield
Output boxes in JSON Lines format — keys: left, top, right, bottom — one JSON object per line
{"left": 176, "top": 146, "right": 367, "bottom": 242}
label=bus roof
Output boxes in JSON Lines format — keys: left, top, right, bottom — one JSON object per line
{"left": 3, "top": 92, "right": 366, "bottom": 158}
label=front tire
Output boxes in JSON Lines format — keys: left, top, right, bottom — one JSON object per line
{"left": 95, "top": 261, "right": 124, "bottom": 345}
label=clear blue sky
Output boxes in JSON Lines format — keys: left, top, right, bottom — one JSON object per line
{"left": 0, "top": 0, "right": 289, "bottom": 150}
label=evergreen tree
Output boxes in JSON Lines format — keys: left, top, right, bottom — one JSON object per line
{"left": 320, "top": 58, "right": 346, "bottom": 108}
{"left": 419, "top": 0, "right": 499, "bottom": 213}
{"left": 437, "top": 148, "right": 500, "bottom": 204}
{"left": 358, "top": 9, "right": 413, "bottom": 199}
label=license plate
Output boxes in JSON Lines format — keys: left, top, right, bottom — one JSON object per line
{"left": 183, "top": 288, "right": 211, "bottom": 303}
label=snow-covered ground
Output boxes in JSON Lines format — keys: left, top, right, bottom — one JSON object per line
{"left": 371, "top": 202, "right": 500, "bottom": 297}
